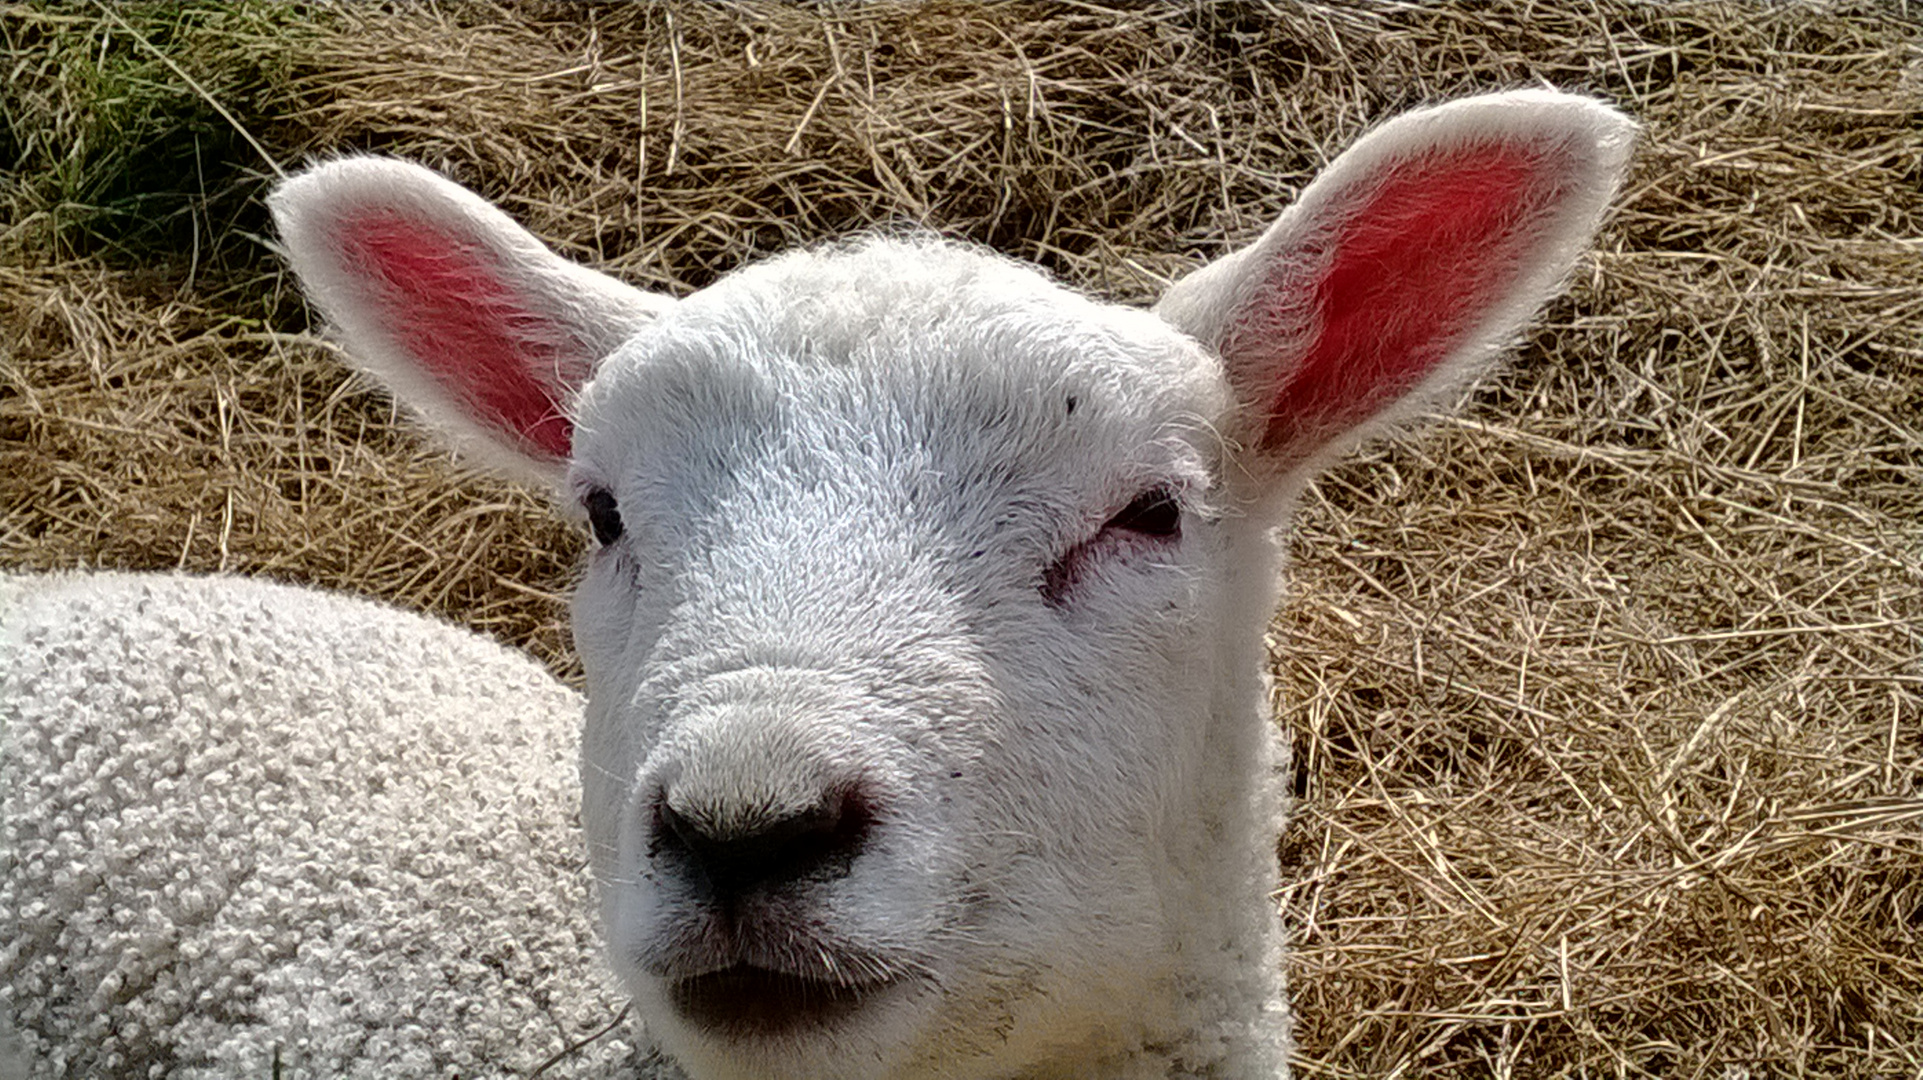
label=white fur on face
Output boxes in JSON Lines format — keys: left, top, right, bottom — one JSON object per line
{"left": 569, "top": 237, "right": 1243, "bottom": 1076}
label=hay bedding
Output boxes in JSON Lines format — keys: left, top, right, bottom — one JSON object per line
{"left": 2, "top": 1, "right": 1919, "bottom": 1075}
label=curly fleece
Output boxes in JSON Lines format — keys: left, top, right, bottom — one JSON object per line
{"left": 1, "top": 572, "right": 646, "bottom": 1078}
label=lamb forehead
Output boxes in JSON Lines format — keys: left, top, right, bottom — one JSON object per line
{"left": 588, "top": 235, "right": 1223, "bottom": 418}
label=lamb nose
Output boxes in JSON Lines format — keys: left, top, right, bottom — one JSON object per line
{"left": 655, "top": 790, "right": 872, "bottom": 896}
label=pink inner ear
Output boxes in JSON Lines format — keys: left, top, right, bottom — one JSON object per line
{"left": 1259, "top": 145, "right": 1548, "bottom": 451}
{"left": 344, "top": 215, "right": 577, "bottom": 460}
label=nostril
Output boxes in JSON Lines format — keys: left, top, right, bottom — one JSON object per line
{"left": 653, "top": 788, "right": 874, "bottom": 897}
{"left": 657, "top": 799, "right": 708, "bottom": 855}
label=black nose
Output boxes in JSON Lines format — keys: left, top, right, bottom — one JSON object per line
{"left": 653, "top": 788, "right": 873, "bottom": 898}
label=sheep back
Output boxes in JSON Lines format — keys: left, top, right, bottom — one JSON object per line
{"left": 1, "top": 572, "right": 643, "bottom": 1078}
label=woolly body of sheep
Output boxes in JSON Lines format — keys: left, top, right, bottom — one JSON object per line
{"left": 0, "top": 572, "right": 635, "bottom": 1078}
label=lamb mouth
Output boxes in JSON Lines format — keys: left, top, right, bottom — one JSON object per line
{"left": 669, "top": 965, "right": 893, "bottom": 1037}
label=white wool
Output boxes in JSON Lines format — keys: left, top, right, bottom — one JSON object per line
{"left": 0, "top": 572, "right": 649, "bottom": 1079}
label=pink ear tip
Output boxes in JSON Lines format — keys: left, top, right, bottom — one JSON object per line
{"left": 1260, "top": 144, "right": 1546, "bottom": 447}
{"left": 1181, "top": 93, "right": 1634, "bottom": 468}
{"left": 270, "top": 154, "right": 659, "bottom": 487}
{"left": 340, "top": 214, "right": 581, "bottom": 462}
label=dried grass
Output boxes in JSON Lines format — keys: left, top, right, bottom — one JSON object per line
{"left": 3, "top": 1, "right": 1919, "bottom": 1075}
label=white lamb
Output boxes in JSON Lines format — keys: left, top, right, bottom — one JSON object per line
{"left": 274, "top": 90, "right": 1633, "bottom": 1079}
{"left": 0, "top": 572, "right": 640, "bottom": 1078}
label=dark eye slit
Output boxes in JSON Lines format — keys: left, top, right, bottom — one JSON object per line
{"left": 585, "top": 488, "right": 624, "bottom": 546}
{"left": 1104, "top": 487, "right": 1181, "bottom": 539}
{"left": 1040, "top": 486, "right": 1183, "bottom": 607}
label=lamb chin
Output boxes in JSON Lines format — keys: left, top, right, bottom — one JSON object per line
{"left": 668, "top": 966, "right": 900, "bottom": 1039}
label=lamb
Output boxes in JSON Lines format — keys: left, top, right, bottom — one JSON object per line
{"left": 264, "top": 89, "right": 1635, "bottom": 1079}
{"left": 0, "top": 571, "right": 640, "bottom": 1078}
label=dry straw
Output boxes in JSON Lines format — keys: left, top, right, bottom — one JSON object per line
{"left": 3, "top": 1, "right": 1919, "bottom": 1075}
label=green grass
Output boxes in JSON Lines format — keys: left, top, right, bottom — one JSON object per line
{"left": 1, "top": 2, "right": 318, "bottom": 271}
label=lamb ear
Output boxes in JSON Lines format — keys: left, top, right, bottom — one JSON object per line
{"left": 1155, "top": 90, "right": 1635, "bottom": 486}
{"left": 268, "top": 157, "right": 672, "bottom": 489}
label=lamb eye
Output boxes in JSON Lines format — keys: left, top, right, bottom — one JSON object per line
{"left": 1105, "top": 488, "right": 1181, "bottom": 539}
{"left": 584, "top": 488, "right": 624, "bottom": 546}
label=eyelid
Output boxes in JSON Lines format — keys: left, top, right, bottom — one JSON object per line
{"left": 1040, "top": 484, "right": 1185, "bottom": 607}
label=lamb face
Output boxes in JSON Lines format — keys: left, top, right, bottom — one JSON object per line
{"left": 270, "top": 89, "right": 1634, "bottom": 1079}
{"left": 566, "top": 241, "right": 1239, "bottom": 1074}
